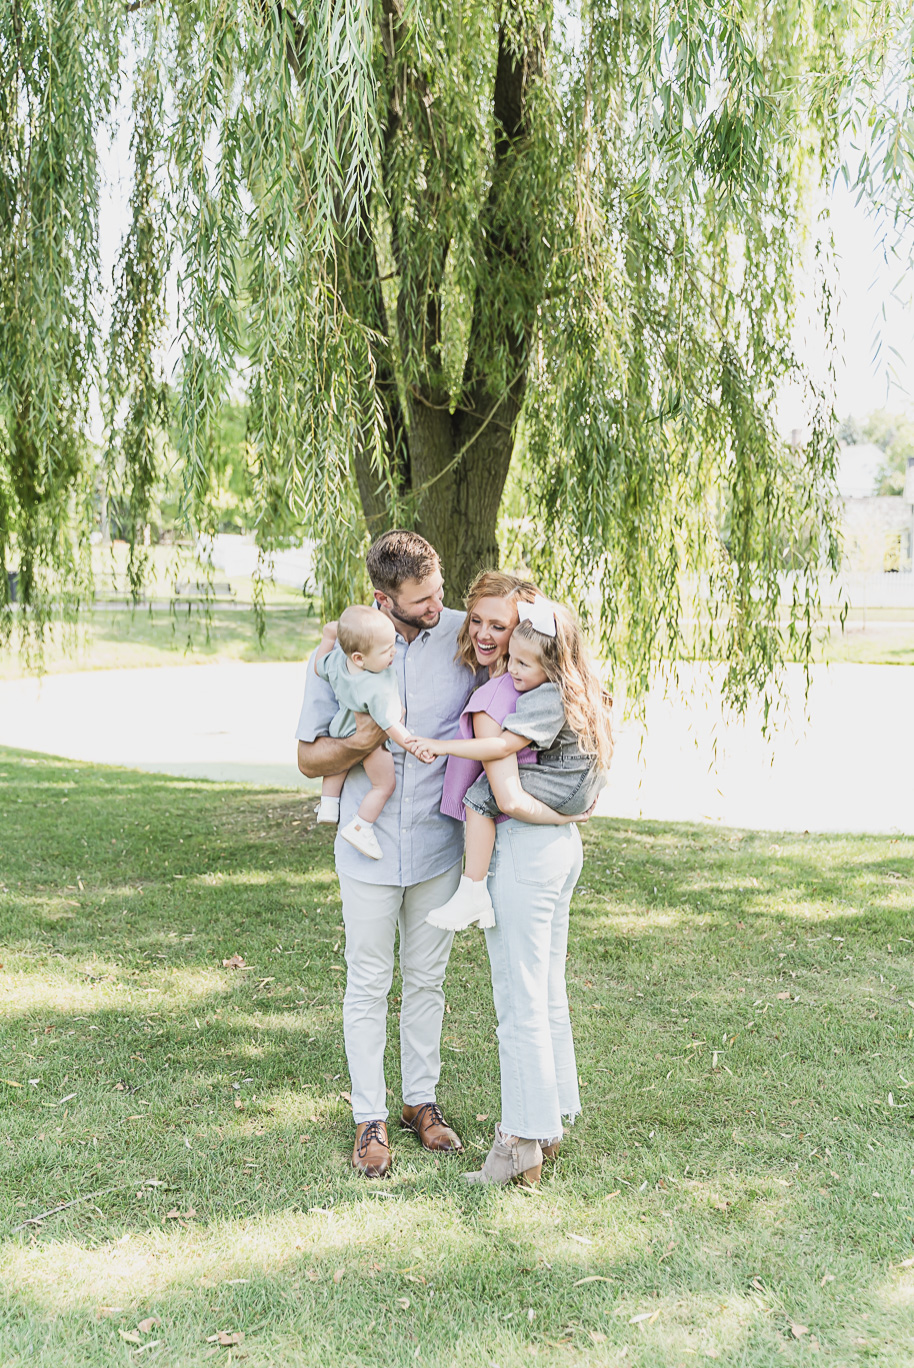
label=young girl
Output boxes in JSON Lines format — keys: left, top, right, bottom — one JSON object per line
{"left": 408, "top": 596, "right": 613, "bottom": 930}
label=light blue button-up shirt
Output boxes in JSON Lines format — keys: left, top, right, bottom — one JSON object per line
{"left": 294, "top": 606, "right": 479, "bottom": 887}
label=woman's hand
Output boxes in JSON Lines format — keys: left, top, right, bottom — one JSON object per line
{"left": 566, "top": 799, "right": 599, "bottom": 824}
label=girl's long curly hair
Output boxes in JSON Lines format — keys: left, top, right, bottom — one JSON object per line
{"left": 455, "top": 569, "right": 541, "bottom": 674}
{"left": 512, "top": 604, "right": 614, "bottom": 772}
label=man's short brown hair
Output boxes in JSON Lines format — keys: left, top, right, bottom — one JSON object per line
{"left": 366, "top": 529, "right": 440, "bottom": 595}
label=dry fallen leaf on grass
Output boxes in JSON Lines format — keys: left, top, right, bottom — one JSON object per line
{"left": 222, "top": 955, "right": 246, "bottom": 969}
{"left": 475, "top": 1113, "right": 489, "bottom": 1121}
{"left": 333, "top": 1269, "right": 345, "bottom": 1284}
{"left": 568, "top": 1234, "right": 593, "bottom": 1245}
{"left": 339, "top": 1091, "right": 352, "bottom": 1104}
{"left": 574, "top": 1276, "right": 613, "bottom": 1286}
{"left": 206, "top": 1331, "right": 245, "bottom": 1346}
{"left": 776, "top": 991, "right": 791, "bottom": 1000}
{"left": 588, "top": 1331, "right": 607, "bottom": 1343}
{"left": 136, "top": 1318, "right": 161, "bottom": 1334}
{"left": 396, "top": 1297, "right": 411, "bottom": 1310}
{"left": 96, "top": 1307, "right": 124, "bottom": 1319}
{"left": 790, "top": 1323, "right": 809, "bottom": 1338}
{"left": 629, "top": 1310, "right": 660, "bottom": 1324}
{"left": 118, "top": 1330, "right": 142, "bottom": 1345}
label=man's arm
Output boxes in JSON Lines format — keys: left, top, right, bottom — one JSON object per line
{"left": 297, "top": 712, "right": 387, "bottom": 779}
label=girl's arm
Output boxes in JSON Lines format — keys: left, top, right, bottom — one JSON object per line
{"left": 407, "top": 727, "right": 531, "bottom": 763}
{"left": 472, "top": 713, "right": 583, "bottom": 826}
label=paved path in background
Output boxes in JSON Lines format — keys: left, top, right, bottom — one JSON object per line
{"left": 1, "top": 661, "right": 912, "bottom": 834}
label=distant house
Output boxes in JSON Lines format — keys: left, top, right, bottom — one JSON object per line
{"left": 837, "top": 443, "right": 912, "bottom": 572}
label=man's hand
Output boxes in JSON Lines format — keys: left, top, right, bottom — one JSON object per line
{"left": 351, "top": 711, "right": 387, "bottom": 754}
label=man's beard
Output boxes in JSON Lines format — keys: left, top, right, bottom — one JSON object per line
{"left": 388, "top": 599, "right": 441, "bottom": 631}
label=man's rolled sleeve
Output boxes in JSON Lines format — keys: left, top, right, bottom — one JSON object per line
{"left": 294, "top": 650, "right": 338, "bottom": 742}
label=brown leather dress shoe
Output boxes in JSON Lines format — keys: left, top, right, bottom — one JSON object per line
{"left": 352, "top": 1120, "right": 392, "bottom": 1178}
{"left": 400, "top": 1101, "right": 463, "bottom": 1153}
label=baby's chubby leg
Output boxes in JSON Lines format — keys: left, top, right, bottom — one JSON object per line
{"left": 338, "top": 745, "right": 394, "bottom": 861}
{"left": 357, "top": 746, "right": 396, "bottom": 824}
{"left": 317, "top": 770, "right": 348, "bottom": 823}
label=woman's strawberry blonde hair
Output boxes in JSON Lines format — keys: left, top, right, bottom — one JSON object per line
{"left": 455, "top": 569, "right": 541, "bottom": 674}
{"left": 512, "top": 603, "right": 614, "bottom": 771}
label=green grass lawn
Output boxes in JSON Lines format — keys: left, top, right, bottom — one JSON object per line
{"left": 1, "top": 543, "right": 322, "bottom": 680}
{"left": 0, "top": 605, "right": 323, "bottom": 681}
{"left": 1, "top": 749, "right": 913, "bottom": 1367}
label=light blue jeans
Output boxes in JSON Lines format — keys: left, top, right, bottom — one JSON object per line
{"left": 484, "top": 819, "right": 583, "bottom": 1139}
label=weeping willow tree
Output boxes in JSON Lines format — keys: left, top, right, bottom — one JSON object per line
{"left": 2, "top": 0, "right": 913, "bottom": 700}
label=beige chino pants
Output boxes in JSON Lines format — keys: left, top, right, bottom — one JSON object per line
{"left": 337, "top": 862, "right": 461, "bottom": 1123}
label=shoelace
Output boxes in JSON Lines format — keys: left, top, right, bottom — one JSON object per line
{"left": 409, "top": 1102, "right": 447, "bottom": 1132}
{"left": 356, "top": 1120, "right": 390, "bottom": 1157}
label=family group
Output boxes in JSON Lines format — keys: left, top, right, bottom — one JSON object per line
{"left": 295, "top": 529, "right": 613, "bottom": 1185}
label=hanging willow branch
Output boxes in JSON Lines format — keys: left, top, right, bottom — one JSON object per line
{"left": 1, "top": 0, "right": 912, "bottom": 702}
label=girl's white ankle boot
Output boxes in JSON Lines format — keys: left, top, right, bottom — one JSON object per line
{"left": 425, "top": 876, "right": 494, "bottom": 931}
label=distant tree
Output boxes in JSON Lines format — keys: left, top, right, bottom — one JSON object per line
{"left": 2, "top": 0, "right": 913, "bottom": 701}
{"left": 864, "top": 411, "right": 914, "bottom": 496}
{"left": 838, "top": 409, "right": 914, "bottom": 495}
{"left": 836, "top": 414, "right": 863, "bottom": 446}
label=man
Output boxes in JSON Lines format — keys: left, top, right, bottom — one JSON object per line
{"left": 295, "top": 530, "right": 479, "bottom": 1177}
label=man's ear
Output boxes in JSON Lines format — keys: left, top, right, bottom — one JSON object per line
{"left": 373, "top": 589, "right": 391, "bottom": 611}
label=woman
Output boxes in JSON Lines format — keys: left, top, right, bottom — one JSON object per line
{"left": 443, "top": 571, "right": 610, "bottom": 1185}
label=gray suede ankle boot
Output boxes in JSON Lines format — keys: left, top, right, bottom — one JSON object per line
{"left": 463, "top": 1125, "right": 543, "bottom": 1186}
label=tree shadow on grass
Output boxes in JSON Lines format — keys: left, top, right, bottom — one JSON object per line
{"left": 2, "top": 750, "right": 914, "bottom": 1365}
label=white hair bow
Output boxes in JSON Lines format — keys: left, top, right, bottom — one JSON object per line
{"left": 517, "top": 596, "right": 557, "bottom": 637}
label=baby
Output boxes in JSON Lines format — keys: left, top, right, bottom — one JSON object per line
{"left": 313, "top": 605, "right": 419, "bottom": 860}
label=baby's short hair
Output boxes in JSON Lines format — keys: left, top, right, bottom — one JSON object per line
{"left": 337, "top": 604, "right": 387, "bottom": 658}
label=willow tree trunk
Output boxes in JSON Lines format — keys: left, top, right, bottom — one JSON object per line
{"left": 316, "top": 5, "right": 539, "bottom": 606}
{"left": 409, "top": 394, "right": 522, "bottom": 598}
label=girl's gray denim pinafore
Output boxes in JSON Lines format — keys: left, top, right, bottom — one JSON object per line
{"left": 463, "top": 681, "right": 606, "bottom": 818}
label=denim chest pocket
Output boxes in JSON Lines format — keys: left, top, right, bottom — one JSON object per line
{"left": 505, "top": 825, "right": 569, "bottom": 890}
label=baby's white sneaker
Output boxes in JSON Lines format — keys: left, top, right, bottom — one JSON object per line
{"left": 425, "top": 876, "right": 495, "bottom": 931}
{"left": 316, "top": 797, "right": 341, "bottom": 824}
{"left": 339, "top": 818, "right": 382, "bottom": 860}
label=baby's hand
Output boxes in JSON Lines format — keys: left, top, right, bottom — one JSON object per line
{"left": 321, "top": 620, "right": 339, "bottom": 641}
